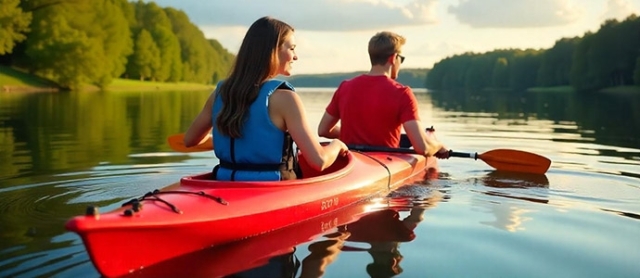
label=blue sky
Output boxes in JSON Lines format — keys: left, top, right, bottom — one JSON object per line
{"left": 151, "top": 0, "right": 639, "bottom": 74}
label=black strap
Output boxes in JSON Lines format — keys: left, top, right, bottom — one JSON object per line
{"left": 230, "top": 138, "right": 236, "bottom": 181}
{"left": 214, "top": 132, "right": 297, "bottom": 180}
{"left": 212, "top": 164, "right": 220, "bottom": 179}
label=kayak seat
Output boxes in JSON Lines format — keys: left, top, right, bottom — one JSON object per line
{"left": 297, "top": 150, "right": 349, "bottom": 179}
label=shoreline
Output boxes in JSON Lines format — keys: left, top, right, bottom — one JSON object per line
{"left": 2, "top": 85, "right": 60, "bottom": 93}
{"left": 1, "top": 66, "right": 214, "bottom": 93}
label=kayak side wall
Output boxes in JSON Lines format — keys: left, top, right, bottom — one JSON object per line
{"left": 67, "top": 152, "right": 438, "bottom": 277}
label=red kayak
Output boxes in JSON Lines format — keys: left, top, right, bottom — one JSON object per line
{"left": 122, "top": 200, "right": 418, "bottom": 277}
{"left": 65, "top": 150, "right": 437, "bottom": 277}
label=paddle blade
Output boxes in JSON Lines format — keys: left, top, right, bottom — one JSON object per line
{"left": 167, "top": 133, "right": 213, "bottom": 152}
{"left": 478, "top": 149, "right": 551, "bottom": 174}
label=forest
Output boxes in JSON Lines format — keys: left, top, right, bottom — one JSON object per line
{"left": 426, "top": 15, "right": 640, "bottom": 93}
{"left": 3, "top": 1, "right": 639, "bottom": 93}
{"left": 0, "top": 0, "right": 234, "bottom": 90}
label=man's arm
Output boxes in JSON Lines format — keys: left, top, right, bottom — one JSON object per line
{"left": 403, "top": 120, "right": 447, "bottom": 157}
{"left": 318, "top": 112, "right": 341, "bottom": 139}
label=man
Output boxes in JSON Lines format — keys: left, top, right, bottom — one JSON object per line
{"left": 317, "top": 31, "right": 449, "bottom": 158}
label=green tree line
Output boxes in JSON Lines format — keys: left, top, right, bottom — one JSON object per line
{"left": 426, "top": 15, "right": 640, "bottom": 93}
{"left": 283, "top": 68, "right": 430, "bottom": 88}
{"left": 0, "top": 0, "right": 234, "bottom": 90}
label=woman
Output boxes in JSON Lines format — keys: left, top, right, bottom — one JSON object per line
{"left": 184, "top": 16, "right": 348, "bottom": 181}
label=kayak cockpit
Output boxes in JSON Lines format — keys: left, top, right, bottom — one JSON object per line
{"left": 180, "top": 151, "right": 355, "bottom": 188}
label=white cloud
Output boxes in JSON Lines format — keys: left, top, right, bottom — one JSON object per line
{"left": 601, "top": 0, "right": 638, "bottom": 21}
{"left": 152, "top": 0, "right": 439, "bottom": 31}
{"left": 447, "top": 0, "right": 585, "bottom": 28}
{"left": 199, "top": 26, "right": 247, "bottom": 54}
{"left": 158, "top": 0, "right": 640, "bottom": 74}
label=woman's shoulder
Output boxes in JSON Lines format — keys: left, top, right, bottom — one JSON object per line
{"left": 264, "top": 79, "right": 295, "bottom": 92}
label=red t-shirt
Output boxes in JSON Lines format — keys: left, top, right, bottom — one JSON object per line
{"left": 325, "top": 75, "right": 420, "bottom": 147}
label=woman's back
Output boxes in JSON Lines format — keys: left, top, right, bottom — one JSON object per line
{"left": 213, "top": 80, "right": 296, "bottom": 181}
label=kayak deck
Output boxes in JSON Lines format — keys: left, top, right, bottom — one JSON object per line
{"left": 65, "top": 150, "right": 437, "bottom": 277}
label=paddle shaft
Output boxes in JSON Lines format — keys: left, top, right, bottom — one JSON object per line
{"left": 349, "top": 146, "right": 479, "bottom": 160}
{"left": 448, "top": 151, "right": 478, "bottom": 160}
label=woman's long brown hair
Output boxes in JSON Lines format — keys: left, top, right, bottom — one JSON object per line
{"left": 216, "top": 16, "right": 294, "bottom": 138}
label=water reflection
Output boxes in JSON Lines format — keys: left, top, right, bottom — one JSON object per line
{"left": 2, "top": 89, "right": 639, "bottom": 277}
{"left": 349, "top": 184, "right": 445, "bottom": 278}
{"left": 429, "top": 90, "right": 640, "bottom": 150}
{"left": 469, "top": 171, "right": 550, "bottom": 232}
{"left": 0, "top": 90, "right": 211, "bottom": 184}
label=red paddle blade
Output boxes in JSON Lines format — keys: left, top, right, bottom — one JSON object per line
{"left": 478, "top": 149, "right": 551, "bottom": 174}
{"left": 167, "top": 133, "right": 213, "bottom": 152}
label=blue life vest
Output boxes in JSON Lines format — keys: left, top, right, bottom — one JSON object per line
{"left": 212, "top": 79, "right": 297, "bottom": 181}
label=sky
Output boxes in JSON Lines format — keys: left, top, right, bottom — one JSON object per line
{"left": 151, "top": 0, "right": 640, "bottom": 74}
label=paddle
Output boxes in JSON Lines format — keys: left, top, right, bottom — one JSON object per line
{"left": 167, "top": 133, "right": 213, "bottom": 152}
{"left": 348, "top": 145, "right": 551, "bottom": 174}
{"left": 168, "top": 134, "right": 551, "bottom": 174}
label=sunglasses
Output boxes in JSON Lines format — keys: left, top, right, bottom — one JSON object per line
{"left": 397, "top": 54, "right": 405, "bottom": 64}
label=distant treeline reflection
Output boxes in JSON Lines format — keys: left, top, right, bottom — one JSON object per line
{"left": 430, "top": 90, "right": 640, "bottom": 150}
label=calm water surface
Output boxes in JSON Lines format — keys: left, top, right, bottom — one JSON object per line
{"left": 1, "top": 88, "right": 639, "bottom": 277}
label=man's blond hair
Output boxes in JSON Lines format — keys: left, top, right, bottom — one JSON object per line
{"left": 368, "top": 31, "right": 406, "bottom": 65}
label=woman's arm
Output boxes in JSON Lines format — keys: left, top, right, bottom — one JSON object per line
{"left": 184, "top": 92, "right": 215, "bottom": 147}
{"left": 271, "top": 89, "right": 348, "bottom": 171}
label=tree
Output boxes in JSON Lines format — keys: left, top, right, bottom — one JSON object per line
{"left": 491, "top": 57, "right": 509, "bottom": 88}
{"left": 571, "top": 15, "right": 640, "bottom": 91}
{"left": 570, "top": 33, "right": 595, "bottom": 91}
{"left": 0, "top": 0, "right": 32, "bottom": 55}
{"left": 509, "top": 50, "right": 543, "bottom": 92}
{"left": 634, "top": 55, "right": 640, "bottom": 85}
{"left": 165, "top": 8, "right": 212, "bottom": 83}
{"left": 208, "top": 39, "right": 234, "bottom": 84}
{"left": 25, "top": 13, "right": 101, "bottom": 90}
{"left": 130, "top": 1, "right": 182, "bottom": 82}
{"left": 537, "top": 37, "right": 579, "bottom": 87}
{"left": 464, "top": 56, "right": 493, "bottom": 90}
{"left": 127, "top": 29, "right": 160, "bottom": 80}
{"left": 22, "top": 0, "right": 133, "bottom": 89}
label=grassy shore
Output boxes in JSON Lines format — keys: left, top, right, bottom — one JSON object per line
{"left": 1, "top": 66, "right": 214, "bottom": 92}
{"left": 527, "top": 85, "right": 640, "bottom": 94}
{"left": 0, "top": 66, "right": 59, "bottom": 92}
{"left": 95, "top": 79, "right": 214, "bottom": 92}
{"left": 599, "top": 85, "right": 640, "bottom": 94}
{"left": 526, "top": 86, "right": 575, "bottom": 93}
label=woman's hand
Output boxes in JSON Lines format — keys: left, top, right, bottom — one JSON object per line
{"left": 333, "top": 139, "right": 349, "bottom": 156}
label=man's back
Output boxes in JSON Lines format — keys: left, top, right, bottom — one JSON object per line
{"left": 325, "top": 74, "right": 419, "bottom": 147}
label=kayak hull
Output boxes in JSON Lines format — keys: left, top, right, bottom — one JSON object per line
{"left": 65, "top": 151, "right": 437, "bottom": 277}
{"left": 122, "top": 200, "right": 415, "bottom": 277}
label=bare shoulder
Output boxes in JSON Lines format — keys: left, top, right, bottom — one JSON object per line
{"left": 271, "top": 89, "right": 300, "bottom": 104}
{"left": 273, "top": 88, "right": 296, "bottom": 96}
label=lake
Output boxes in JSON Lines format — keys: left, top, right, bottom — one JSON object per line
{"left": 1, "top": 88, "right": 639, "bottom": 277}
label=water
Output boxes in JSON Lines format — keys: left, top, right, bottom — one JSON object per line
{"left": 1, "top": 88, "right": 639, "bottom": 277}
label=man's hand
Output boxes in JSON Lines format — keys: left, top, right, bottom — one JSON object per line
{"left": 435, "top": 147, "right": 450, "bottom": 159}
{"left": 426, "top": 127, "right": 449, "bottom": 159}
